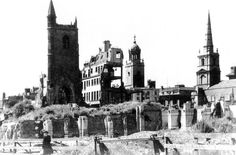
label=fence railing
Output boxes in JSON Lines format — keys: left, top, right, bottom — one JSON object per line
{"left": 94, "top": 133, "right": 236, "bottom": 155}
{"left": 0, "top": 138, "right": 82, "bottom": 154}
{"left": 1, "top": 133, "right": 236, "bottom": 154}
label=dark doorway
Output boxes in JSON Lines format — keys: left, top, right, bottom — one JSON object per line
{"left": 58, "top": 86, "right": 72, "bottom": 104}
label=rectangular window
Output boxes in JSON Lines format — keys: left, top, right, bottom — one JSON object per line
{"left": 98, "top": 67, "right": 100, "bottom": 74}
{"left": 95, "top": 67, "right": 98, "bottom": 72}
{"left": 95, "top": 91, "right": 97, "bottom": 100}
{"left": 116, "top": 51, "right": 121, "bottom": 58}
{"left": 97, "top": 91, "right": 99, "bottom": 100}
{"left": 91, "top": 79, "right": 93, "bottom": 86}
{"left": 91, "top": 68, "right": 93, "bottom": 74}
{"left": 88, "top": 69, "right": 90, "bottom": 77}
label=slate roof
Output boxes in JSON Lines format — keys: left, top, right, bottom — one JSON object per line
{"left": 205, "top": 79, "right": 236, "bottom": 101}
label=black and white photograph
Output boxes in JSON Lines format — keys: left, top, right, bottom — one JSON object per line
{"left": 0, "top": 0, "right": 236, "bottom": 154}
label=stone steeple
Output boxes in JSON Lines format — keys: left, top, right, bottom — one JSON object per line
{"left": 196, "top": 12, "right": 221, "bottom": 89}
{"left": 205, "top": 12, "right": 213, "bottom": 53}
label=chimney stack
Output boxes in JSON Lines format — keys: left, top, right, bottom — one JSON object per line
{"left": 104, "top": 40, "right": 111, "bottom": 52}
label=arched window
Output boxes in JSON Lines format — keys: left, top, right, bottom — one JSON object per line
{"left": 201, "top": 58, "right": 205, "bottom": 66}
{"left": 63, "top": 35, "right": 70, "bottom": 49}
{"left": 200, "top": 75, "right": 206, "bottom": 84}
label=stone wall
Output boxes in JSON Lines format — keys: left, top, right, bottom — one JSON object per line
{"left": 88, "top": 116, "right": 106, "bottom": 136}
{"left": 168, "top": 109, "right": 180, "bottom": 129}
{"left": 0, "top": 103, "right": 203, "bottom": 139}
{"left": 20, "top": 120, "right": 36, "bottom": 138}
{"left": 52, "top": 119, "right": 64, "bottom": 138}
{"left": 143, "top": 105, "right": 162, "bottom": 131}
{"left": 126, "top": 113, "right": 137, "bottom": 135}
{"left": 162, "top": 110, "right": 168, "bottom": 129}
{"left": 111, "top": 115, "right": 124, "bottom": 137}
{"left": 202, "top": 108, "right": 212, "bottom": 120}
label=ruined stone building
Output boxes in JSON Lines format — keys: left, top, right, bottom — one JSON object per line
{"left": 159, "top": 85, "right": 195, "bottom": 108}
{"left": 46, "top": 0, "right": 82, "bottom": 105}
{"left": 130, "top": 80, "right": 159, "bottom": 102}
{"left": 82, "top": 41, "right": 125, "bottom": 106}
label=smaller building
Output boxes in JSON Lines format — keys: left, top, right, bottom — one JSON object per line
{"left": 129, "top": 80, "right": 159, "bottom": 102}
{"left": 159, "top": 85, "right": 195, "bottom": 108}
{"left": 202, "top": 66, "right": 236, "bottom": 106}
{"left": 205, "top": 80, "right": 236, "bottom": 105}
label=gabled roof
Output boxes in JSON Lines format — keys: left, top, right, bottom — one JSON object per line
{"left": 197, "top": 69, "right": 207, "bottom": 74}
{"left": 208, "top": 79, "right": 236, "bottom": 90}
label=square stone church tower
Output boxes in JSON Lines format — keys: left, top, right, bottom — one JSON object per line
{"left": 47, "top": 0, "right": 82, "bottom": 105}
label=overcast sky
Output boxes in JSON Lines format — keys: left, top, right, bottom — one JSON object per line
{"left": 0, "top": 0, "right": 236, "bottom": 96}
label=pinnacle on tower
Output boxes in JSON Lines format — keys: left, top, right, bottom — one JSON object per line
{"left": 205, "top": 12, "right": 213, "bottom": 53}
{"left": 74, "top": 17, "right": 77, "bottom": 27}
{"left": 48, "top": 0, "right": 56, "bottom": 17}
{"left": 47, "top": 0, "right": 56, "bottom": 27}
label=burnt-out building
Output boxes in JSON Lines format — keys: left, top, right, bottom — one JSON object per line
{"left": 129, "top": 80, "right": 159, "bottom": 102}
{"left": 159, "top": 85, "right": 195, "bottom": 108}
{"left": 82, "top": 41, "right": 125, "bottom": 106}
{"left": 46, "top": 0, "right": 82, "bottom": 105}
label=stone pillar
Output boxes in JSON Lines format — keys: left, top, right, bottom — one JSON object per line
{"left": 165, "top": 100, "right": 169, "bottom": 107}
{"left": 136, "top": 106, "right": 145, "bottom": 131}
{"left": 122, "top": 115, "right": 127, "bottom": 136}
{"left": 168, "top": 110, "right": 172, "bottom": 130}
{"left": 43, "top": 119, "right": 53, "bottom": 137}
{"left": 107, "top": 119, "right": 113, "bottom": 138}
{"left": 170, "top": 100, "right": 173, "bottom": 107}
{"left": 78, "top": 116, "right": 88, "bottom": 137}
{"left": 177, "top": 100, "right": 180, "bottom": 108}
{"left": 197, "top": 108, "right": 203, "bottom": 122}
{"left": 104, "top": 116, "right": 113, "bottom": 138}
{"left": 181, "top": 104, "right": 187, "bottom": 131}
{"left": 64, "top": 117, "right": 70, "bottom": 138}
{"left": 136, "top": 106, "right": 140, "bottom": 131}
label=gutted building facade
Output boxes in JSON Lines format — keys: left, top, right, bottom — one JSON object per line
{"left": 82, "top": 41, "right": 125, "bottom": 106}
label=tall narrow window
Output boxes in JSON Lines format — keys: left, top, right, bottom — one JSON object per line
{"left": 201, "top": 58, "right": 205, "bottom": 66}
{"left": 63, "top": 35, "right": 70, "bottom": 49}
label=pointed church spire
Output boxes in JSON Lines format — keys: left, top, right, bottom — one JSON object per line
{"left": 48, "top": 0, "right": 56, "bottom": 17}
{"left": 205, "top": 11, "right": 213, "bottom": 53}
